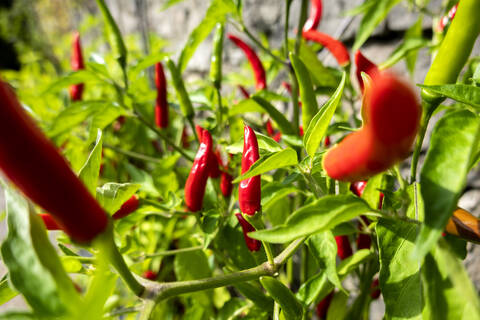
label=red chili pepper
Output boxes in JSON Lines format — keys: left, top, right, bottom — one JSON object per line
{"left": 323, "top": 72, "right": 421, "bottom": 181}
{"left": 354, "top": 50, "right": 379, "bottom": 92}
{"left": 143, "top": 270, "right": 157, "bottom": 280}
{"left": 228, "top": 34, "right": 267, "bottom": 90}
{"left": 216, "top": 150, "right": 233, "bottom": 198}
{"left": 302, "top": 30, "right": 350, "bottom": 67}
{"left": 370, "top": 278, "right": 381, "bottom": 299}
{"left": 235, "top": 213, "right": 261, "bottom": 252}
{"left": 238, "top": 85, "right": 250, "bottom": 99}
{"left": 299, "top": 126, "right": 304, "bottom": 137}
{"left": 239, "top": 126, "right": 261, "bottom": 215}
{"left": 437, "top": 3, "right": 458, "bottom": 32}
{"left": 185, "top": 130, "right": 212, "bottom": 212}
{"left": 335, "top": 235, "right": 353, "bottom": 260}
{"left": 316, "top": 291, "right": 333, "bottom": 319}
{"left": 39, "top": 213, "right": 61, "bottom": 231}
{"left": 350, "top": 180, "right": 367, "bottom": 197}
{"left": 265, "top": 120, "right": 282, "bottom": 142}
{"left": 69, "top": 31, "right": 85, "bottom": 102}
{"left": 181, "top": 128, "right": 190, "bottom": 148}
{"left": 154, "top": 62, "right": 169, "bottom": 129}
{"left": 303, "top": 0, "right": 323, "bottom": 32}
{"left": 112, "top": 195, "right": 139, "bottom": 220}
{"left": 196, "top": 125, "right": 221, "bottom": 178}
{"left": 0, "top": 80, "right": 108, "bottom": 242}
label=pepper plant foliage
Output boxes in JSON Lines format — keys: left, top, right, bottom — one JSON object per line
{"left": 1, "top": 0, "right": 480, "bottom": 319}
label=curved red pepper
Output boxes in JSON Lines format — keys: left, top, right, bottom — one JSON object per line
{"left": 354, "top": 50, "right": 379, "bottom": 92}
{"left": 303, "top": 0, "right": 323, "bottom": 32}
{"left": 239, "top": 126, "right": 261, "bottom": 215}
{"left": 185, "top": 130, "right": 212, "bottom": 212}
{"left": 228, "top": 34, "right": 267, "bottom": 90}
{"left": 196, "top": 125, "right": 221, "bottom": 178}
{"left": 220, "top": 171, "right": 233, "bottom": 197}
{"left": 323, "top": 72, "right": 421, "bottom": 181}
{"left": 335, "top": 235, "right": 353, "bottom": 260}
{"left": 316, "top": 291, "right": 333, "bottom": 319}
{"left": 112, "top": 195, "right": 139, "bottom": 220}
{"left": 235, "top": 213, "right": 261, "bottom": 252}
{"left": 39, "top": 213, "right": 61, "bottom": 231}
{"left": 69, "top": 31, "right": 85, "bottom": 101}
{"left": 302, "top": 30, "right": 350, "bottom": 67}
{"left": 154, "top": 62, "right": 169, "bottom": 129}
{"left": 0, "top": 80, "right": 108, "bottom": 242}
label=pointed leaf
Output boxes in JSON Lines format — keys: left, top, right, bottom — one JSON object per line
{"left": 78, "top": 130, "right": 103, "bottom": 195}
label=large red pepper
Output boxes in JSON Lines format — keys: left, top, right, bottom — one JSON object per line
{"left": 335, "top": 235, "right": 353, "bottom": 260}
{"left": 354, "top": 50, "right": 379, "bottom": 92}
{"left": 302, "top": 30, "right": 350, "bottom": 67}
{"left": 154, "top": 62, "right": 169, "bottom": 129}
{"left": 227, "top": 34, "right": 267, "bottom": 91}
{"left": 323, "top": 72, "right": 421, "bottom": 181}
{"left": 239, "top": 126, "right": 261, "bottom": 215}
{"left": 0, "top": 80, "right": 108, "bottom": 242}
{"left": 235, "top": 213, "right": 261, "bottom": 252}
{"left": 112, "top": 195, "right": 139, "bottom": 220}
{"left": 185, "top": 130, "right": 212, "bottom": 212}
{"left": 303, "top": 0, "right": 323, "bottom": 32}
{"left": 69, "top": 31, "right": 85, "bottom": 101}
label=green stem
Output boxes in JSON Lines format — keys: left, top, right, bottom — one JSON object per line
{"left": 134, "top": 111, "right": 194, "bottom": 162}
{"left": 103, "top": 143, "right": 161, "bottom": 163}
{"left": 94, "top": 224, "right": 145, "bottom": 297}
{"left": 410, "top": 101, "right": 437, "bottom": 183}
{"left": 289, "top": 69, "right": 300, "bottom": 135}
{"left": 239, "top": 23, "right": 287, "bottom": 66}
{"left": 294, "top": 0, "right": 308, "bottom": 54}
{"left": 139, "top": 246, "right": 203, "bottom": 260}
{"left": 284, "top": 0, "right": 293, "bottom": 59}
{"left": 215, "top": 87, "right": 224, "bottom": 134}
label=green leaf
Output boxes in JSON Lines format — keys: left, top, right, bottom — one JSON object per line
{"left": 0, "top": 186, "right": 80, "bottom": 317}
{"left": 250, "top": 195, "right": 371, "bottom": 243}
{"left": 260, "top": 277, "right": 303, "bottom": 320}
{"left": 250, "top": 96, "right": 295, "bottom": 135}
{"left": 96, "top": 183, "right": 141, "bottom": 215}
{"left": 78, "top": 130, "right": 103, "bottom": 195}
{"left": 233, "top": 148, "right": 298, "bottom": 183}
{"left": 303, "top": 72, "right": 346, "bottom": 157}
{"left": 298, "top": 41, "right": 339, "bottom": 88}
{"left": 0, "top": 312, "right": 37, "bottom": 320}
{"left": 353, "top": 0, "right": 402, "bottom": 50}
{"left": 377, "top": 218, "right": 422, "bottom": 320}
{"left": 415, "top": 110, "right": 480, "bottom": 260}
{"left": 362, "top": 174, "right": 384, "bottom": 209}
{"left": 87, "top": 104, "right": 126, "bottom": 143}
{"left": 379, "top": 37, "right": 429, "bottom": 70}
{"left": 129, "top": 51, "right": 169, "bottom": 80}
{"left": 42, "top": 70, "right": 95, "bottom": 94}
{"left": 297, "top": 249, "right": 373, "bottom": 306}
{"left": 0, "top": 278, "right": 18, "bottom": 305}
{"left": 307, "top": 232, "right": 344, "bottom": 292}
{"left": 290, "top": 53, "right": 318, "bottom": 129}
{"left": 417, "top": 84, "right": 480, "bottom": 109}
{"left": 326, "top": 291, "right": 349, "bottom": 320}
{"left": 422, "top": 238, "right": 480, "bottom": 319}
{"left": 405, "top": 16, "right": 424, "bottom": 75}
{"left": 177, "top": 0, "right": 235, "bottom": 72}
{"left": 226, "top": 132, "right": 283, "bottom": 154}
{"left": 233, "top": 282, "right": 274, "bottom": 310}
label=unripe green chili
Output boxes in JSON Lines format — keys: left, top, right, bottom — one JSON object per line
{"left": 209, "top": 23, "right": 224, "bottom": 90}
{"left": 422, "top": 0, "right": 480, "bottom": 106}
{"left": 165, "top": 57, "right": 194, "bottom": 119}
{"left": 95, "top": 0, "right": 127, "bottom": 72}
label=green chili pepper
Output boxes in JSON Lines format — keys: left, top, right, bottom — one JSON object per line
{"left": 209, "top": 23, "right": 224, "bottom": 90}
{"left": 289, "top": 52, "right": 318, "bottom": 130}
{"left": 95, "top": 0, "right": 127, "bottom": 72}
{"left": 260, "top": 276, "right": 303, "bottom": 320}
{"left": 422, "top": 0, "right": 480, "bottom": 106}
{"left": 165, "top": 57, "right": 194, "bottom": 119}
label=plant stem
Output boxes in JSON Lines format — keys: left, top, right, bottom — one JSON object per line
{"left": 294, "top": 0, "right": 308, "bottom": 54}
{"left": 133, "top": 111, "right": 194, "bottom": 162}
{"left": 410, "top": 101, "right": 436, "bottom": 183}
{"left": 139, "top": 246, "right": 203, "bottom": 260}
{"left": 94, "top": 224, "right": 145, "bottom": 297}
{"left": 284, "top": 0, "right": 293, "bottom": 59}
{"left": 187, "top": 117, "right": 199, "bottom": 143}
{"left": 289, "top": 68, "right": 301, "bottom": 135}
{"left": 239, "top": 23, "right": 288, "bottom": 66}
{"left": 215, "top": 87, "right": 224, "bottom": 134}
{"left": 103, "top": 143, "right": 161, "bottom": 163}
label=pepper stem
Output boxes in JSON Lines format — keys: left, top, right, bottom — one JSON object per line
{"left": 93, "top": 223, "right": 145, "bottom": 297}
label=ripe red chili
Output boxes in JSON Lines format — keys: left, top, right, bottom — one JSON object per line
{"left": 196, "top": 125, "right": 221, "bottom": 178}
{"left": 154, "top": 62, "right": 169, "bottom": 129}
{"left": 239, "top": 126, "right": 261, "bottom": 215}
{"left": 112, "top": 195, "right": 139, "bottom": 220}
{"left": 302, "top": 30, "right": 350, "bottom": 67}
{"left": 323, "top": 72, "right": 421, "bottom": 181}
{"left": 238, "top": 85, "right": 250, "bottom": 99}
{"left": 216, "top": 150, "right": 233, "bottom": 198}
{"left": 0, "top": 80, "right": 108, "bottom": 242}
{"left": 235, "top": 213, "right": 261, "bottom": 252}
{"left": 39, "top": 213, "right": 61, "bottom": 231}
{"left": 228, "top": 34, "right": 267, "bottom": 90}
{"left": 265, "top": 119, "right": 281, "bottom": 142}
{"left": 316, "top": 291, "right": 333, "bottom": 319}
{"left": 69, "top": 31, "right": 85, "bottom": 102}
{"left": 181, "top": 128, "right": 190, "bottom": 148}
{"left": 335, "top": 235, "right": 353, "bottom": 260}
{"left": 185, "top": 130, "right": 212, "bottom": 212}
{"left": 354, "top": 50, "right": 379, "bottom": 92}
{"left": 370, "top": 278, "right": 381, "bottom": 299}
{"left": 143, "top": 270, "right": 157, "bottom": 280}
{"left": 303, "top": 0, "right": 323, "bottom": 32}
